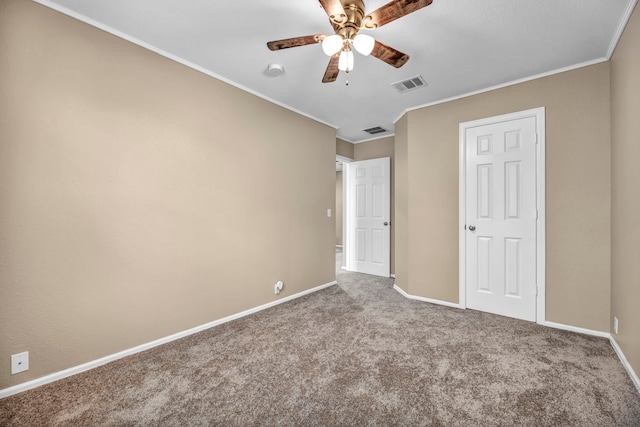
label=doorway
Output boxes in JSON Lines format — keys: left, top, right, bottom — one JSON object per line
{"left": 459, "top": 108, "right": 545, "bottom": 323}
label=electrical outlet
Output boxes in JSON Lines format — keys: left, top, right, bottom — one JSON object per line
{"left": 327, "top": 208, "right": 332, "bottom": 218}
{"left": 614, "top": 317, "right": 619, "bottom": 334}
{"left": 11, "top": 351, "right": 29, "bottom": 375}
{"left": 274, "top": 281, "right": 284, "bottom": 295}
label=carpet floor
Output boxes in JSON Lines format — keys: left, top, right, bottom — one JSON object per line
{"left": 1, "top": 256, "right": 639, "bottom": 426}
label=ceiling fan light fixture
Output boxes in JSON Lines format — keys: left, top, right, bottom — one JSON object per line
{"left": 353, "top": 34, "right": 375, "bottom": 56}
{"left": 322, "top": 34, "right": 343, "bottom": 56}
{"left": 338, "top": 50, "right": 354, "bottom": 72}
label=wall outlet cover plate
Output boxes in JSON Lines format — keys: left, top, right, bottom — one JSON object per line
{"left": 11, "top": 351, "right": 29, "bottom": 375}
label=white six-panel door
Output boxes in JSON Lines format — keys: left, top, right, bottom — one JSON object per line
{"left": 462, "top": 112, "right": 542, "bottom": 322}
{"left": 346, "top": 157, "right": 391, "bottom": 277}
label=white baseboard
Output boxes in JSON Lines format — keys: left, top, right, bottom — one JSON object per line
{"left": 610, "top": 336, "right": 640, "bottom": 394}
{"left": 543, "top": 321, "right": 611, "bottom": 338}
{"left": 0, "top": 280, "right": 337, "bottom": 399}
{"left": 393, "top": 284, "right": 462, "bottom": 309}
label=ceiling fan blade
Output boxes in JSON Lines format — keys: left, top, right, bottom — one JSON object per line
{"left": 322, "top": 53, "right": 340, "bottom": 83}
{"left": 267, "top": 34, "right": 326, "bottom": 51}
{"left": 370, "top": 40, "right": 410, "bottom": 68}
{"left": 364, "top": 0, "right": 433, "bottom": 29}
{"left": 318, "top": 0, "right": 347, "bottom": 24}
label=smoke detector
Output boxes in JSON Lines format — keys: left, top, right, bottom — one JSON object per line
{"left": 265, "top": 63, "right": 285, "bottom": 77}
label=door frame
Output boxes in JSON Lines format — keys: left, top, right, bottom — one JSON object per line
{"left": 458, "top": 107, "right": 546, "bottom": 324}
{"left": 344, "top": 160, "right": 353, "bottom": 272}
{"left": 337, "top": 155, "right": 353, "bottom": 271}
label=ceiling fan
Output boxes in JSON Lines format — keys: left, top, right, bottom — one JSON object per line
{"left": 267, "top": 0, "right": 433, "bottom": 83}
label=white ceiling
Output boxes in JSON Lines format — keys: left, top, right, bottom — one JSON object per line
{"left": 37, "top": 0, "right": 636, "bottom": 143}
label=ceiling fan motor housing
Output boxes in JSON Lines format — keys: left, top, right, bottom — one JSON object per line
{"left": 330, "top": 0, "right": 366, "bottom": 40}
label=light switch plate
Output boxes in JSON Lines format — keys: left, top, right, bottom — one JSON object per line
{"left": 11, "top": 351, "right": 29, "bottom": 375}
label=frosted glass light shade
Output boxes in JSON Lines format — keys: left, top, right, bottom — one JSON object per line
{"left": 322, "top": 35, "right": 343, "bottom": 56}
{"left": 338, "top": 50, "right": 354, "bottom": 71}
{"left": 353, "top": 34, "right": 375, "bottom": 56}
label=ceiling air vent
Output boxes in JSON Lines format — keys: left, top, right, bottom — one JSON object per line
{"left": 391, "top": 75, "right": 428, "bottom": 94}
{"left": 363, "top": 126, "right": 388, "bottom": 135}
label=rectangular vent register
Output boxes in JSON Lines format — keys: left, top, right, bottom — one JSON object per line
{"left": 392, "top": 75, "right": 428, "bottom": 93}
{"left": 363, "top": 126, "right": 388, "bottom": 135}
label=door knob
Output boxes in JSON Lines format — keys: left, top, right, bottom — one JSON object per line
{"left": 383, "top": 222, "right": 389, "bottom": 226}
{"left": 469, "top": 225, "right": 476, "bottom": 231}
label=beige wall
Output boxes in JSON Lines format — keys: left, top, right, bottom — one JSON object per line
{"left": 354, "top": 137, "right": 395, "bottom": 274}
{"left": 395, "top": 118, "right": 409, "bottom": 289}
{"left": 336, "top": 138, "right": 354, "bottom": 159}
{"left": 611, "top": 4, "right": 640, "bottom": 377}
{"left": 336, "top": 171, "right": 343, "bottom": 246}
{"left": 397, "top": 63, "right": 612, "bottom": 332}
{"left": 0, "top": 0, "right": 335, "bottom": 389}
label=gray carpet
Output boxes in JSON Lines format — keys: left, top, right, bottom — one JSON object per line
{"left": 1, "top": 252, "right": 639, "bottom": 426}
